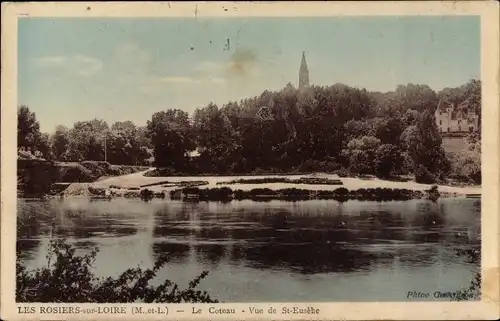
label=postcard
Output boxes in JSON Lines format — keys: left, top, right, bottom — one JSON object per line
{"left": 1, "top": 1, "right": 499, "bottom": 320}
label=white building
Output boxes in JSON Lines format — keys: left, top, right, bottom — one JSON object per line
{"left": 434, "top": 101, "right": 479, "bottom": 133}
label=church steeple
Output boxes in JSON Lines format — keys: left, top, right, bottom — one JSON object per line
{"left": 299, "top": 51, "right": 309, "bottom": 89}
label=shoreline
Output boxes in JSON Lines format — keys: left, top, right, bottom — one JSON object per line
{"left": 91, "top": 171, "right": 481, "bottom": 196}
{"left": 20, "top": 171, "right": 481, "bottom": 201}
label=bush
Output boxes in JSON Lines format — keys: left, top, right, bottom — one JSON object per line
{"left": 182, "top": 187, "right": 201, "bottom": 195}
{"left": 280, "top": 188, "right": 311, "bottom": 199}
{"left": 374, "top": 144, "right": 402, "bottom": 178}
{"left": 335, "top": 168, "right": 350, "bottom": 177}
{"left": 139, "top": 189, "right": 154, "bottom": 201}
{"left": 59, "top": 164, "right": 94, "bottom": 182}
{"left": 333, "top": 187, "right": 349, "bottom": 195}
{"left": 201, "top": 187, "right": 233, "bottom": 200}
{"left": 17, "top": 159, "right": 59, "bottom": 197}
{"left": 414, "top": 165, "right": 437, "bottom": 184}
{"left": 216, "top": 177, "right": 342, "bottom": 186}
{"left": 16, "top": 237, "right": 218, "bottom": 303}
{"left": 80, "top": 161, "right": 112, "bottom": 179}
{"left": 248, "top": 188, "right": 278, "bottom": 196}
{"left": 426, "top": 185, "right": 440, "bottom": 201}
{"left": 144, "top": 167, "right": 185, "bottom": 177}
{"left": 448, "top": 151, "right": 481, "bottom": 185}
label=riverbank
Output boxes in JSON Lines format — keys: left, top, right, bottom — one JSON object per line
{"left": 169, "top": 186, "right": 428, "bottom": 202}
{"left": 41, "top": 171, "right": 480, "bottom": 201}
{"left": 91, "top": 171, "right": 481, "bottom": 196}
{"left": 17, "top": 159, "right": 149, "bottom": 197}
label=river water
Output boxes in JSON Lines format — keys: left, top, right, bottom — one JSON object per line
{"left": 17, "top": 197, "right": 481, "bottom": 302}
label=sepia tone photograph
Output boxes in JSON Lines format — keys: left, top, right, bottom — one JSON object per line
{"left": 15, "top": 14, "right": 483, "bottom": 302}
{"left": 2, "top": 2, "right": 499, "bottom": 321}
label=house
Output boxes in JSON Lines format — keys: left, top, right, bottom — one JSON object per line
{"left": 434, "top": 101, "right": 479, "bottom": 133}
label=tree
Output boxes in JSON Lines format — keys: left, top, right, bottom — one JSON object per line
{"left": 415, "top": 110, "right": 449, "bottom": 176}
{"left": 18, "top": 106, "right": 42, "bottom": 153}
{"left": 448, "top": 150, "right": 481, "bottom": 185}
{"left": 344, "top": 119, "right": 371, "bottom": 140}
{"left": 462, "top": 79, "right": 481, "bottom": 137}
{"left": 17, "top": 105, "right": 53, "bottom": 160}
{"left": 51, "top": 125, "right": 70, "bottom": 160}
{"left": 371, "top": 115, "right": 404, "bottom": 145}
{"left": 402, "top": 109, "right": 420, "bottom": 127}
{"left": 400, "top": 111, "right": 449, "bottom": 181}
{"left": 343, "top": 136, "right": 381, "bottom": 175}
{"left": 136, "top": 126, "right": 152, "bottom": 149}
{"left": 106, "top": 121, "right": 150, "bottom": 165}
{"left": 37, "top": 133, "right": 52, "bottom": 161}
{"left": 192, "top": 103, "right": 242, "bottom": 172}
{"left": 374, "top": 144, "right": 402, "bottom": 178}
{"left": 65, "top": 119, "right": 110, "bottom": 161}
{"left": 146, "top": 110, "right": 194, "bottom": 170}
{"left": 394, "top": 84, "right": 439, "bottom": 112}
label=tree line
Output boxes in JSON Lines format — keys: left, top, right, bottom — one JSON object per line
{"left": 18, "top": 110, "right": 153, "bottom": 166}
{"left": 18, "top": 79, "right": 481, "bottom": 184}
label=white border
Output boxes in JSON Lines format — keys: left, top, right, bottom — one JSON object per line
{"left": 1, "top": 2, "right": 499, "bottom": 320}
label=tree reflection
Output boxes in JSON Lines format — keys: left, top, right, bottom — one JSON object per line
{"left": 195, "top": 243, "right": 226, "bottom": 265}
{"left": 16, "top": 240, "right": 40, "bottom": 261}
{"left": 147, "top": 199, "right": 472, "bottom": 274}
{"left": 152, "top": 242, "right": 190, "bottom": 264}
{"left": 19, "top": 198, "right": 480, "bottom": 279}
{"left": 230, "top": 243, "right": 378, "bottom": 274}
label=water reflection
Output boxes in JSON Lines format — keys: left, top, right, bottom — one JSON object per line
{"left": 17, "top": 198, "right": 480, "bottom": 301}
{"left": 152, "top": 242, "right": 190, "bottom": 264}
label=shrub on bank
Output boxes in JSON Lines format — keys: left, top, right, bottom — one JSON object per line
{"left": 414, "top": 165, "right": 437, "bottom": 184}
{"left": 335, "top": 168, "right": 350, "bottom": 177}
{"left": 248, "top": 188, "right": 278, "bottom": 197}
{"left": 188, "top": 187, "right": 232, "bottom": 201}
{"left": 182, "top": 187, "right": 201, "bottom": 195}
{"left": 280, "top": 188, "right": 311, "bottom": 198}
{"left": 216, "top": 177, "right": 343, "bottom": 186}
{"left": 427, "top": 185, "right": 440, "bottom": 201}
{"left": 448, "top": 151, "right": 481, "bottom": 185}
{"left": 333, "top": 187, "right": 349, "bottom": 195}
{"left": 59, "top": 164, "right": 94, "bottom": 182}
{"left": 16, "top": 237, "right": 217, "bottom": 303}
{"left": 140, "top": 189, "right": 154, "bottom": 201}
{"left": 144, "top": 168, "right": 179, "bottom": 177}
{"left": 172, "top": 186, "right": 427, "bottom": 202}
{"left": 80, "top": 161, "right": 145, "bottom": 179}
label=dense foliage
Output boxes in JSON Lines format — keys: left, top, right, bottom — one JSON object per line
{"left": 18, "top": 106, "right": 51, "bottom": 160}
{"left": 16, "top": 237, "right": 218, "bottom": 303}
{"left": 18, "top": 109, "right": 152, "bottom": 165}
{"left": 18, "top": 79, "right": 481, "bottom": 183}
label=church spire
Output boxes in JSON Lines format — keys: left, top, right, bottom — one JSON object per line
{"left": 299, "top": 51, "right": 309, "bottom": 89}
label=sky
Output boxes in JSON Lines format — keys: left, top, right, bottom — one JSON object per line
{"left": 18, "top": 16, "right": 480, "bottom": 133}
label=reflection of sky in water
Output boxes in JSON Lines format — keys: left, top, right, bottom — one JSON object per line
{"left": 17, "top": 198, "right": 480, "bottom": 302}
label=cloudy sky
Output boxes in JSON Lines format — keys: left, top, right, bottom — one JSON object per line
{"left": 18, "top": 16, "right": 479, "bottom": 132}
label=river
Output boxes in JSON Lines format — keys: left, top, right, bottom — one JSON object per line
{"left": 17, "top": 197, "right": 481, "bottom": 302}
